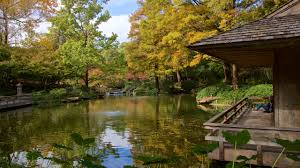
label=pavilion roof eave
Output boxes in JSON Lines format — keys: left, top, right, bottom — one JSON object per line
{"left": 189, "top": 36, "right": 300, "bottom": 51}
{"left": 188, "top": 37, "right": 300, "bottom": 68}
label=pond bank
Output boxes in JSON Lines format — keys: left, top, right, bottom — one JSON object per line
{"left": 32, "top": 87, "right": 104, "bottom": 105}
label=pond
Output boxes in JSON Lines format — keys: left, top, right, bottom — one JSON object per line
{"left": 0, "top": 95, "right": 219, "bottom": 167}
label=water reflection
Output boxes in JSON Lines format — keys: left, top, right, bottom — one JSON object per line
{"left": 0, "top": 95, "right": 214, "bottom": 167}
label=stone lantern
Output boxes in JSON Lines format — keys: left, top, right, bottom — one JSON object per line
{"left": 16, "top": 83, "right": 22, "bottom": 96}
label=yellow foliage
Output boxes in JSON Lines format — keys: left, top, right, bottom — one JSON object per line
{"left": 190, "top": 54, "right": 203, "bottom": 67}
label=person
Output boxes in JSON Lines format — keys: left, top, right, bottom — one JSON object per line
{"left": 255, "top": 96, "right": 273, "bottom": 113}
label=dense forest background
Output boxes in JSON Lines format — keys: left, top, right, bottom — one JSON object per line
{"left": 0, "top": 0, "right": 287, "bottom": 100}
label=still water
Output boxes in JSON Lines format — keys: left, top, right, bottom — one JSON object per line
{"left": 0, "top": 95, "right": 216, "bottom": 167}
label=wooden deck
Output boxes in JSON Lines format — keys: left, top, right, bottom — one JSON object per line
{"left": 0, "top": 94, "right": 33, "bottom": 111}
{"left": 204, "top": 97, "right": 300, "bottom": 167}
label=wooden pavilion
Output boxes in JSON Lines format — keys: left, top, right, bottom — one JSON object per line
{"left": 189, "top": 0, "right": 300, "bottom": 167}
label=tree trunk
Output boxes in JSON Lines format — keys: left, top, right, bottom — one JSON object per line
{"left": 223, "top": 62, "right": 231, "bottom": 84}
{"left": 232, "top": 64, "right": 239, "bottom": 90}
{"left": 3, "top": 12, "right": 8, "bottom": 45}
{"left": 176, "top": 70, "right": 181, "bottom": 83}
{"left": 84, "top": 68, "right": 89, "bottom": 88}
{"left": 155, "top": 75, "right": 160, "bottom": 94}
{"left": 154, "top": 64, "right": 160, "bottom": 94}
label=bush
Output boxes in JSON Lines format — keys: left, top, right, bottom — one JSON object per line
{"left": 32, "top": 87, "right": 99, "bottom": 104}
{"left": 181, "top": 80, "right": 198, "bottom": 93}
{"left": 49, "top": 88, "right": 67, "bottom": 99}
{"left": 0, "top": 47, "right": 11, "bottom": 61}
{"left": 197, "top": 84, "right": 273, "bottom": 104}
{"left": 134, "top": 87, "right": 157, "bottom": 96}
{"left": 245, "top": 84, "right": 273, "bottom": 97}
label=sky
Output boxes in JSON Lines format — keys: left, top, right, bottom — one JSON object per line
{"left": 36, "top": 0, "right": 139, "bottom": 43}
{"left": 100, "top": 0, "right": 139, "bottom": 42}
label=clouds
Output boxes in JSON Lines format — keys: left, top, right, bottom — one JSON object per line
{"left": 99, "top": 15, "right": 131, "bottom": 42}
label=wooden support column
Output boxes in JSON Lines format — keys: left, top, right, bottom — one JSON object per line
{"left": 232, "top": 64, "right": 239, "bottom": 90}
{"left": 273, "top": 49, "right": 280, "bottom": 127}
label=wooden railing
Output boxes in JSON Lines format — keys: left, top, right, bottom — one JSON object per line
{"left": 0, "top": 94, "right": 32, "bottom": 110}
{"left": 203, "top": 97, "right": 300, "bottom": 165}
{"left": 205, "top": 97, "right": 250, "bottom": 125}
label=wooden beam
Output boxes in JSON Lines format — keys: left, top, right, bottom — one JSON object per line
{"left": 204, "top": 123, "right": 300, "bottom": 132}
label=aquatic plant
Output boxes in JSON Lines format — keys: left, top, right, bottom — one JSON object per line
{"left": 223, "top": 130, "right": 251, "bottom": 168}
{"left": 191, "top": 142, "right": 218, "bottom": 167}
{"left": 272, "top": 138, "right": 300, "bottom": 168}
{"left": 26, "top": 133, "right": 105, "bottom": 168}
{"left": 135, "top": 155, "right": 181, "bottom": 167}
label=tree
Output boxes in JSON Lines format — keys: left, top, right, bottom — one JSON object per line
{"left": 50, "top": 0, "right": 116, "bottom": 88}
{"left": 0, "top": 0, "right": 57, "bottom": 45}
{"left": 126, "top": 0, "right": 217, "bottom": 92}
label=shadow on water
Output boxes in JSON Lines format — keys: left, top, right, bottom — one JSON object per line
{"left": 0, "top": 95, "right": 220, "bottom": 167}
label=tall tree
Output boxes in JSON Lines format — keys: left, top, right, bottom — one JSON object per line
{"left": 50, "top": 0, "right": 116, "bottom": 88}
{"left": 126, "top": 0, "right": 216, "bottom": 92}
{"left": 0, "top": 0, "right": 56, "bottom": 45}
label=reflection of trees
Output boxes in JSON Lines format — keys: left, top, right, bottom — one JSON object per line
{"left": 86, "top": 95, "right": 214, "bottom": 167}
{"left": 0, "top": 95, "right": 215, "bottom": 167}
{"left": 0, "top": 102, "right": 105, "bottom": 158}
{"left": 155, "top": 96, "right": 160, "bottom": 130}
{"left": 123, "top": 95, "right": 214, "bottom": 167}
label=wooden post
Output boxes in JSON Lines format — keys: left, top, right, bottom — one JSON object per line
{"left": 257, "top": 145, "right": 263, "bottom": 166}
{"left": 219, "top": 130, "right": 224, "bottom": 161}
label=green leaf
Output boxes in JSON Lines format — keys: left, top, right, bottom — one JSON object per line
{"left": 237, "top": 154, "right": 257, "bottom": 162}
{"left": 192, "top": 143, "right": 218, "bottom": 155}
{"left": 223, "top": 130, "right": 251, "bottom": 147}
{"left": 225, "top": 162, "right": 247, "bottom": 168}
{"left": 136, "top": 155, "right": 169, "bottom": 165}
{"left": 123, "top": 166, "right": 137, "bottom": 168}
{"left": 286, "top": 154, "right": 300, "bottom": 161}
{"left": 47, "top": 157, "right": 71, "bottom": 165}
{"left": 83, "top": 138, "right": 95, "bottom": 146}
{"left": 52, "top": 143, "right": 73, "bottom": 150}
{"left": 70, "top": 133, "right": 84, "bottom": 146}
{"left": 236, "top": 130, "right": 251, "bottom": 146}
{"left": 81, "top": 159, "right": 105, "bottom": 168}
{"left": 223, "top": 131, "right": 237, "bottom": 145}
{"left": 26, "top": 151, "right": 42, "bottom": 161}
{"left": 83, "top": 154, "right": 98, "bottom": 162}
{"left": 276, "top": 138, "right": 300, "bottom": 151}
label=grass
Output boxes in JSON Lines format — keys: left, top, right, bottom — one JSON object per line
{"left": 196, "top": 83, "right": 273, "bottom": 104}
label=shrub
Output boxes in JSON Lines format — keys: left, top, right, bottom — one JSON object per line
{"left": 245, "top": 84, "right": 273, "bottom": 97}
{"left": 134, "top": 87, "right": 157, "bottom": 96}
{"left": 181, "top": 80, "right": 198, "bottom": 93}
{"left": 197, "top": 84, "right": 231, "bottom": 98}
{"left": 49, "top": 88, "right": 67, "bottom": 99}
{"left": 197, "top": 84, "right": 273, "bottom": 104}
